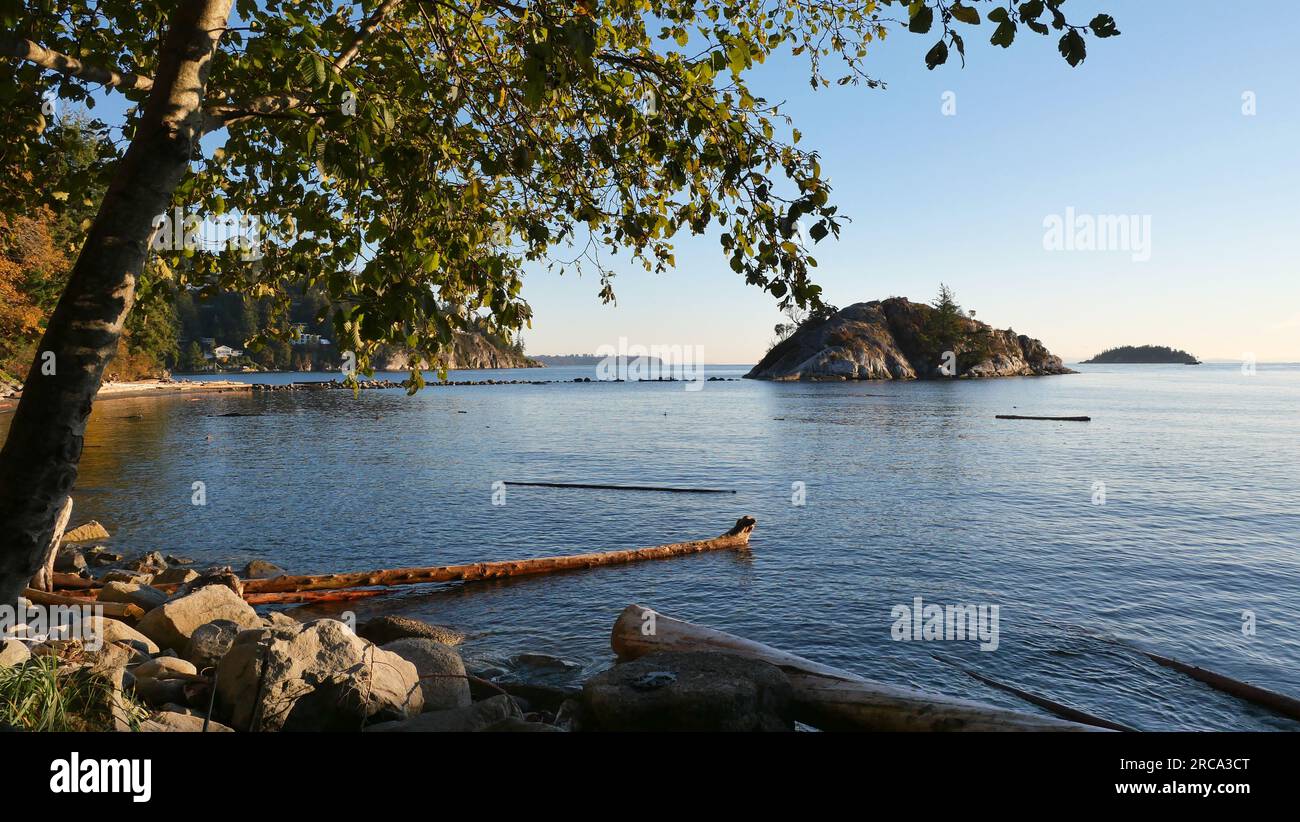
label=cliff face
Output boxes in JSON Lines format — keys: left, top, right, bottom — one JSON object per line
{"left": 746, "top": 298, "right": 1072, "bottom": 381}
{"left": 377, "top": 331, "right": 541, "bottom": 371}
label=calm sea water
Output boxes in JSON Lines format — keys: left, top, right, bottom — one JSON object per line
{"left": 7, "top": 363, "right": 1299, "bottom": 730}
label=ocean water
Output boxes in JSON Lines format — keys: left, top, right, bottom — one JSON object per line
{"left": 7, "top": 362, "right": 1299, "bottom": 730}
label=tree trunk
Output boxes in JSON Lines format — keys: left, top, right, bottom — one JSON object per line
{"left": 29, "top": 496, "right": 73, "bottom": 592}
{"left": 0, "top": 0, "right": 233, "bottom": 604}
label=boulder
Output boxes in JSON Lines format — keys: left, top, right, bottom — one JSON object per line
{"left": 241, "top": 559, "right": 287, "bottom": 579}
{"left": 53, "top": 548, "right": 87, "bottom": 574}
{"left": 132, "top": 676, "right": 188, "bottom": 706}
{"left": 0, "top": 639, "right": 31, "bottom": 667}
{"left": 186, "top": 619, "right": 240, "bottom": 672}
{"left": 85, "top": 616, "right": 160, "bottom": 655}
{"left": 152, "top": 568, "right": 199, "bottom": 586}
{"left": 582, "top": 651, "right": 794, "bottom": 731}
{"left": 136, "top": 585, "right": 260, "bottom": 653}
{"left": 365, "top": 694, "right": 520, "bottom": 732}
{"left": 140, "top": 711, "right": 234, "bottom": 732}
{"left": 380, "top": 638, "right": 471, "bottom": 710}
{"left": 62, "top": 520, "right": 110, "bottom": 543}
{"left": 215, "top": 619, "right": 423, "bottom": 731}
{"left": 134, "top": 657, "right": 198, "bottom": 679}
{"left": 127, "top": 550, "right": 168, "bottom": 574}
{"left": 84, "top": 546, "right": 123, "bottom": 566}
{"left": 356, "top": 615, "right": 465, "bottom": 647}
{"left": 98, "top": 581, "right": 168, "bottom": 611}
{"left": 100, "top": 569, "right": 154, "bottom": 585}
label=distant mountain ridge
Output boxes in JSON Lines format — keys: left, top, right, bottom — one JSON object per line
{"left": 1082, "top": 345, "right": 1200, "bottom": 364}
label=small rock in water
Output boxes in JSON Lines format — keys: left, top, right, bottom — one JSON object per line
{"left": 356, "top": 615, "right": 465, "bottom": 647}
{"left": 241, "top": 559, "right": 287, "bottom": 579}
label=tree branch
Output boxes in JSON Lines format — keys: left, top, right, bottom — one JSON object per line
{"left": 203, "top": 0, "right": 401, "bottom": 132}
{"left": 0, "top": 33, "right": 154, "bottom": 92}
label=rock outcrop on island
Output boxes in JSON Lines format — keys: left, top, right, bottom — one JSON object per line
{"left": 376, "top": 331, "right": 542, "bottom": 371}
{"left": 746, "top": 297, "right": 1072, "bottom": 381}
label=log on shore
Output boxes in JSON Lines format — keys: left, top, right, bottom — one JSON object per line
{"left": 1143, "top": 650, "right": 1300, "bottom": 722}
{"left": 23, "top": 587, "right": 145, "bottom": 621}
{"left": 243, "top": 517, "right": 756, "bottom": 595}
{"left": 610, "top": 604, "right": 1103, "bottom": 732}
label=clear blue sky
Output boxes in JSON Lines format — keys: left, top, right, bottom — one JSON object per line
{"left": 65, "top": 2, "right": 1300, "bottom": 363}
{"left": 520, "top": 2, "right": 1300, "bottom": 363}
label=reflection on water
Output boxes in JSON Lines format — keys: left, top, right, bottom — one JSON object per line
{"left": 4, "top": 363, "right": 1299, "bottom": 730}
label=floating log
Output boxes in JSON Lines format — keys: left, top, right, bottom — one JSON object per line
{"left": 1142, "top": 649, "right": 1300, "bottom": 721}
{"left": 242, "top": 589, "right": 388, "bottom": 605}
{"left": 243, "top": 517, "right": 757, "bottom": 595}
{"left": 610, "top": 605, "right": 1102, "bottom": 732}
{"left": 505, "top": 481, "right": 735, "bottom": 494}
{"left": 23, "top": 587, "right": 145, "bottom": 621}
{"left": 930, "top": 652, "right": 1136, "bottom": 732}
{"left": 996, "top": 414, "right": 1091, "bottom": 422}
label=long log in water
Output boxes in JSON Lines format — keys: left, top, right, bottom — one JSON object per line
{"left": 930, "top": 652, "right": 1137, "bottom": 731}
{"left": 1142, "top": 650, "right": 1300, "bottom": 721}
{"left": 995, "top": 414, "right": 1091, "bottom": 422}
{"left": 610, "top": 605, "right": 1103, "bottom": 732}
{"left": 242, "top": 517, "right": 757, "bottom": 594}
{"left": 506, "top": 481, "right": 735, "bottom": 494}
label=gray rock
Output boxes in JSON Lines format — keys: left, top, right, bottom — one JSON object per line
{"left": 186, "top": 619, "right": 240, "bottom": 672}
{"left": 136, "top": 585, "right": 260, "bottom": 654}
{"left": 152, "top": 568, "right": 199, "bottom": 586}
{"left": 53, "top": 548, "right": 87, "bottom": 574}
{"left": 0, "top": 639, "right": 31, "bottom": 667}
{"left": 215, "top": 619, "right": 423, "bottom": 731}
{"left": 583, "top": 651, "right": 794, "bottom": 731}
{"left": 100, "top": 569, "right": 154, "bottom": 585}
{"left": 132, "top": 676, "right": 188, "bottom": 706}
{"left": 357, "top": 615, "right": 465, "bottom": 646}
{"left": 97, "top": 581, "right": 168, "bottom": 610}
{"left": 140, "top": 710, "right": 234, "bottom": 732}
{"left": 127, "top": 550, "right": 169, "bottom": 573}
{"left": 365, "top": 694, "right": 520, "bottom": 732}
{"left": 381, "top": 638, "right": 471, "bottom": 710}
{"left": 134, "top": 656, "right": 198, "bottom": 679}
{"left": 84, "top": 615, "right": 159, "bottom": 655}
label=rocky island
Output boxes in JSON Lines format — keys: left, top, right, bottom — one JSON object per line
{"left": 746, "top": 295, "right": 1072, "bottom": 381}
{"left": 1081, "top": 345, "right": 1200, "bottom": 364}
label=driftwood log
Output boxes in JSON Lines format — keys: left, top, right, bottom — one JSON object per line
{"left": 1142, "top": 649, "right": 1300, "bottom": 721}
{"left": 23, "top": 587, "right": 145, "bottom": 621}
{"left": 610, "top": 604, "right": 1103, "bottom": 732}
{"left": 242, "top": 517, "right": 757, "bottom": 595}
{"left": 242, "top": 589, "right": 389, "bottom": 605}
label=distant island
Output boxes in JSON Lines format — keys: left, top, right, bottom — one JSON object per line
{"left": 747, "top": 291, "right": 1072, "bottom": 381}
{"left": 1081, "top": 345, "right": 1200, "bottom": 364}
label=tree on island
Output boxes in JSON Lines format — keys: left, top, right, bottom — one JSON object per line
{"left": 1082, "top": 345, "right": 1200, "bottom": 364}
{"left": 0, "top": 1, "right": 1121, "bottom": 600}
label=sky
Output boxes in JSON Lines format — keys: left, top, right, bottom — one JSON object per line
{"left": 58, "top": 1, "right": 1300, "bottom": 364}
{"left": 517, "top": 2, "right": 1300, "bottom": 363}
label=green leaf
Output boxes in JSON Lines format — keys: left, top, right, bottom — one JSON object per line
{"left": 908, "top": 4, "right": 934, "bottom": 34}
{"left": 1058, "top": 29, "right": 1086, "bottom": 66}
{"left": 950, "top": 4, "right": 980, "bottom": 25}
{"left": 991, "top": 20, "right": 1016, "bottom": 48}
{"left": 1089, "top": 14, "right": 1121, "bottom": 38}
{"left": 925, "top": 39, "right": 948, "bottom": 70}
